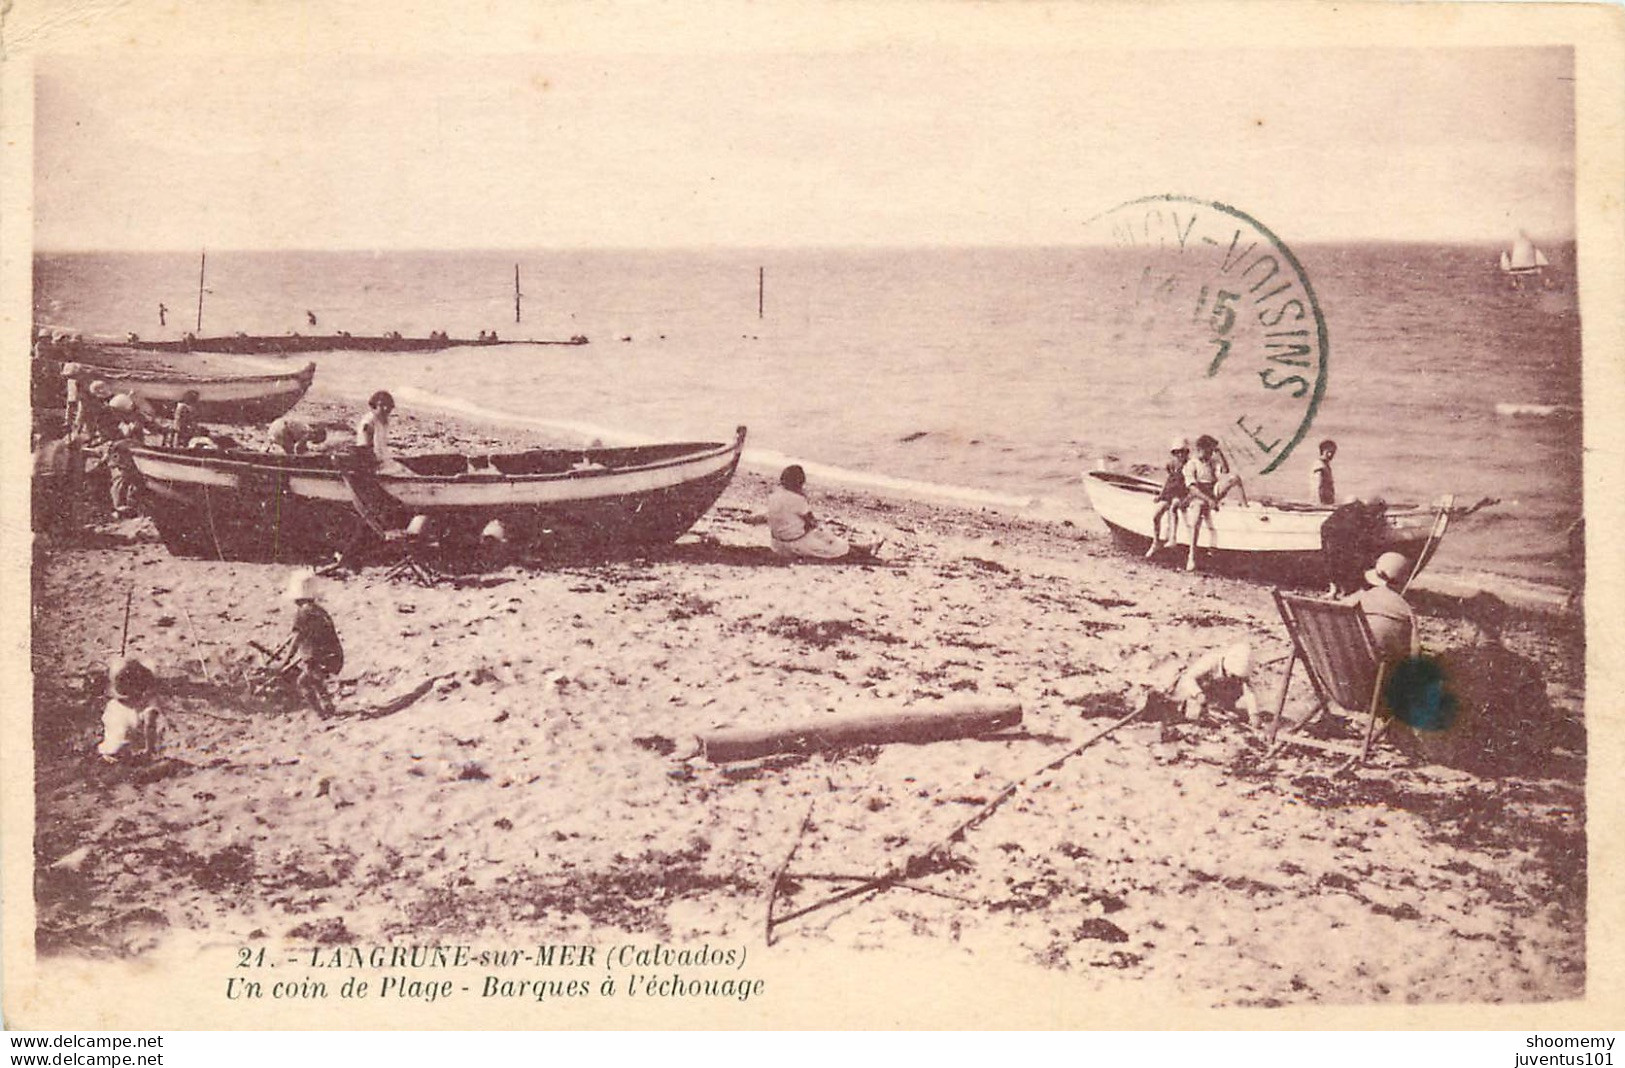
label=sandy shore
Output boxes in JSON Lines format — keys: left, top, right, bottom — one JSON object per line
{"left": 30, "top": 396, "right": 1587, "bottom": 1009}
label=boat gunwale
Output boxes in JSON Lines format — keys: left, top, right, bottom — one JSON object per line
{"left": 1084, "top": 469, "right": 1430, "bottom": 518}
{"left": 129, "top": 428, "right": 746, "bottom": 488}
{"left": 58, "top": 360, "right": 317, "bottom": 387}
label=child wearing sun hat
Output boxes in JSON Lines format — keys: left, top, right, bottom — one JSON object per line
{"left": 1145, "top": 436, "right": 1192, "bottom": 558}
{"left": 266, "top": 569, "right": 345, "bottom": 718}
{"left": 1172, "top": 641, "right": 1261, "bottom": 725}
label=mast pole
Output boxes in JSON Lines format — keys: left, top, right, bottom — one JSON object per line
{"left": 196, "top": 250, "right": 207, "bottom": 333}
{"left": 758, "top": 266, "right": 764, "bottom": 320}
{"left": 515, "top": 264, "right": 521, "bottom": 324}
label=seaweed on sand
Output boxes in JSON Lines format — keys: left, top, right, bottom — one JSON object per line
{"left": 396, "top": 841, "right": 757, "bottom": 939}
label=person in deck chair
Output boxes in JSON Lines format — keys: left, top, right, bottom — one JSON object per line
{"left": 1343, "top": 551, "right": 1419, "bottom": 662}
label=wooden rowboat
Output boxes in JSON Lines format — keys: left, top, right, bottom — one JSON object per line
{"left": 129, "top": 428, "right": 746, "bottom": 562}
{"left": 123, "top": 334, "right": 589, "bottom": 354}
{"left": 60, "top": 361, "right": 316, "bottom": 425}
{"left": 1084, "top": 470, "right": 1452, "bottom": 584}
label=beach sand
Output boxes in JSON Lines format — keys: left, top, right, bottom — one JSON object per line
{"left": 29, "top": 397, "right": 1587, "bottom": 1010}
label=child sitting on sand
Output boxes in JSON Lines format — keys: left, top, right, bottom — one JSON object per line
{"left": 265, "top": 570, "right": 345, "bottom": 718}
{"left": 1145, "top": 436, "right": 1191, "bottom": 558}
{"left": 766, "top": 465, "right": 883, "bottom": 561}
{"left": 99, "top": 658, "right": 163, "bottom": 763}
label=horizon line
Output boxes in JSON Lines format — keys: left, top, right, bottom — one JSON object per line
{"left": 31, "top": 235, "right": 1579, "bottom": 256}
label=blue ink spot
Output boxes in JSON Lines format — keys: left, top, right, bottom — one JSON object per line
{"left": 1384, "top": 655, "right": 1456, "bottom": 731}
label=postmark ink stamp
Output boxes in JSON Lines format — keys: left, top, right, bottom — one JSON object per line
{"left": 1080, "top": 194, "right": 1328, "bottom": 476}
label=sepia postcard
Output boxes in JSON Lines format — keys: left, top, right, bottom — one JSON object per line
{"left": 2, "top": 0, "right": 1622, "bottom": 1034}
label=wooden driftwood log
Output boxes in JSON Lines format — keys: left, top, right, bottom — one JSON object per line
{"left": 701, "top": 700, "right": 1022, "bottom": 763}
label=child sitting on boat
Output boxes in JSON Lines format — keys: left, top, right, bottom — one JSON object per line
{"left": 354, "top": 390, "right": 409, "bottom": 473}
{"left": 354, "top": 390, "right": 416, "bottom": 471}
{"left": 1144, "top": 436, "right": 1191, "bottom": 558}
{"left": 168, "top": 390, "right": 201, "bottom": 448}
{"left": 1181, "top": 434, "right": 1248, "bottom": 572}
{"left": 356, "top": 391, "right": 394, "bottom": 459}
{"left": 99, "top": 658, "right": 163, "bottom": 764}
{"left": 262, "top": 570, "right": 345, "bottom": 718}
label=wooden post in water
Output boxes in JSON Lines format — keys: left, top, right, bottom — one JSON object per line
{"left": 195, "top": 250, "right": 207, "bottom": 333}
{"left": 758, "top": 266, "right": 764, "bottom": 319}
{"left": 514, "top": 264, "right": 522, "bottom": 324}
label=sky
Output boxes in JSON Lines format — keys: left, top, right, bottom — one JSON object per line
{"left": 31, "top": 44, "right": 1575, "bottom": 250}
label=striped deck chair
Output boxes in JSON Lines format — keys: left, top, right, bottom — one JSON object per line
{"left": 1265, "top": 590, "right": 1393, "bottom": 770}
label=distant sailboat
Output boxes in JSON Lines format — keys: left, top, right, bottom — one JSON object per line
{"left": 1499, "top": 231, "right": 1550, "bottom": 277}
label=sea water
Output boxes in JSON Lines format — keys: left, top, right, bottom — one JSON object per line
{"left": 32, "top": 245, "right": 1583, "bottom": 591}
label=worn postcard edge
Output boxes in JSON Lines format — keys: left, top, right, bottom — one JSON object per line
{"left": 1, "top": 0, "right": 1621, "bottom": 1031}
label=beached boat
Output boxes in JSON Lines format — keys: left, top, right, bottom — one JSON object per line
{"left": 1084, "top": 470, "right": 1452, "bottom": 584}
{"left": 1499, "top": 232, "right": 1550, "bottom": 277}
{"left": 128, "top": 428, "right": 747, "bottom": 562}
{"left": 59, "top": 360, "right": 316, "bottom": 425}
{"left": 122, "top": 333, "right": 589, "bottom": 355}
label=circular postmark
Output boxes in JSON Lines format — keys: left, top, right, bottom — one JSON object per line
{"left": 1079, "top": 195, "right": 1328, "bottom": 477}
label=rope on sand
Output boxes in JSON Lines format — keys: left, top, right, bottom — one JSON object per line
{"left": 764, "top": 700, "right": 1146, "bottom": 942}
{"left": 167, "top": 706, "right": 247, "bottom": 724}
{"left": 181, "top": 605, "right": 213, "bottom": 684}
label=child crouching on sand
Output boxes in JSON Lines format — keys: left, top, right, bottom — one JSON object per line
{"left": 1172, "top": 641, "right": 1262, "bottom": 725}
{"left": 266, "top": 570, "right": 345, "bottom": 718}
{"left": 99, "top": 658, "right": 163, "bottom": 763}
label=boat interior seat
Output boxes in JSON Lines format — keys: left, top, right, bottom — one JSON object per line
{"left": 397, "top": 453, "right": 471, "bottom": 477}
{"left": 218, "top": 447, "right": 323, "bottom": 465}
{"left": 490, "top": 451, "right": 578, "bottom": 477}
